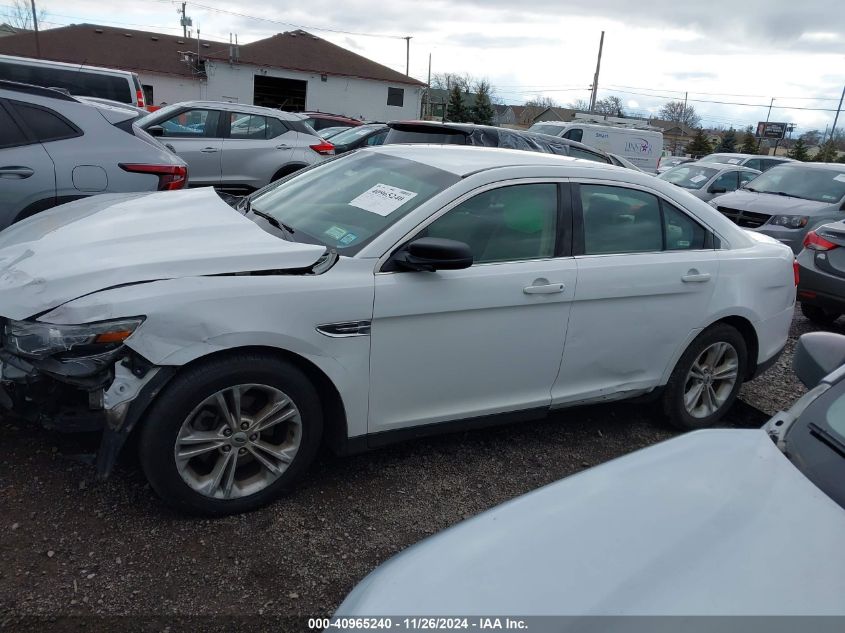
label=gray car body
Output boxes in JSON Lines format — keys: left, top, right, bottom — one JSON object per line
{"left": 337, "top": 426, "right": 845, "bottom": 616}
{"left": 659, "top": 162, "right": 761, "bottom": 202}
{"left": 699, "top": 152, "right": 795, "bottom": 172}
{"left": 797, "top": 219, "right": 845, "bottom": 314}
{"left": 711, "top": 164, "right": 845, "bottom": 253}
{"left": 0, "top": 82, "right": 185, "bottom": 230}
{"left": 138, "top": 100, "right": 326, "bottom": 191}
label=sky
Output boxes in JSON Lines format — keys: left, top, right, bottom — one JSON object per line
{"left": 7, "top": 0, "right": 845, "bottom": 135}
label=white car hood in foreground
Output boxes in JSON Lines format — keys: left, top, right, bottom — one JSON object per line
{"left": 338, "top": 430, "right": 845, "bottom": 616}
{"left": 0, "top": 188, "right": 327, "bottom": 320}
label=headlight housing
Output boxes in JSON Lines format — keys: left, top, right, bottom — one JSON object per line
{"left": 768, "top": 215, "right": 809, "bottom": 229}
{"left": 3, "top": 318, "right": 144, "bottom": 359}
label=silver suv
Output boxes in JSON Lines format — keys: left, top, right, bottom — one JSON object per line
{"left": 139, "top": 101, "right": 333, "bottom": 192}
{"left": 0, "top": 80, "right": 187, "bottom": 230}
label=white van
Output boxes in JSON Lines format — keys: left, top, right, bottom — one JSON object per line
{"left": 0, "top": 54, "right": 145, "bottom": 108}
{"left": 529, "top": 122, "right": 663, "bottom": 172}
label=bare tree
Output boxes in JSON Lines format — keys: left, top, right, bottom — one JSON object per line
{"left": 524, "top": 95, "right": 557, "bottom": 109}
{"left": 568, "top": 98, "right": 591, "bottom": 112}
{"left": 657, "top": 100, "right": 701, "bottom": 129}
{"left": 594, "top": 96, "right": 625, "bottom": 117}
{"left": 4, "top": 0, "right": 45, "bottom": 30}
{"left": 431, "top": 72, "right": 472, "bottom": 91}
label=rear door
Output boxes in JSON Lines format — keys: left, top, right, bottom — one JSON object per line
{"left": 154, "top": 107, "right": 222, "bottom": 186}
{"left": 0, "top": 99, "right": 56, "bottom": 227}
{"left": 220, "top": 113, "right": 297, "bottom": 189}
{"left": 552, "top": 181, "right": 718, "bottom": 405}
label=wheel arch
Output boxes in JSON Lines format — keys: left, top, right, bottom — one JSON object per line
{"left": 271, "top": 163, "right": 307, "bottom": 182}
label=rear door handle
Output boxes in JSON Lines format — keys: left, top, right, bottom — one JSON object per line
{"left": 681, "top": 272, "right": 711, "bottom": 283}
{"left": 200, "top": 147, "right": 219, "bottom": 153}
{"left": 0, "top": 166, "right": 34, "bottom": 179}
{"left": 524, "top": 282, "right": 565, "bottom": 295}
{"left": 276, "top": 144, "right": 290, "bottom": 149}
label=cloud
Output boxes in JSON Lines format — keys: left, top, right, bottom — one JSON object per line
{"left": 667, "top": 71, "right": 718, "bottom": 81}
{"left": 446, "top": 32, "right": 560, "bottom": 49}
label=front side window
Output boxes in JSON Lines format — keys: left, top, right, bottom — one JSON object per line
{"left": 421, "top": 184, "right": 559, "bottom": 264}
{"left": 9, "top": 101, "right": 80, "bottom": 143}
{"left": 743, "top": 158, "right": 762, "bottom": 171}
{"left": 387, "top": 87, "right": 404, "bottom": 107}
{"left": 710, "top": 171, "right": 739, "bottom": 192}
{"left": 158, "top": 108, "right": 220, "bottom": 138}
{"left": 250, "top": 152, "right": 460, "bottom": 254}
{"left": 563, "top": 128, "right": 583, "bottom": 142}
{"left": 739, "top": 171, "right": 758, "bottom": 187}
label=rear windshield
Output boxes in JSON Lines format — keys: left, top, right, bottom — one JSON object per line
{"left": 659, "top": 164, "right": 720, "bottom": 189}
{"left": 745, "top": 165, "right": 845, "bottom": 203}
{"left": 332, "top": 125, "right": 385, "bottom": 144}
{"left": 529, "top": 124, "right": 565, "bottom": 136}
{"left": 385, "top": 127, "right": 468, "bottom": 145}
{"left": 0, "top": 60, "right": 132, "bottom": 103}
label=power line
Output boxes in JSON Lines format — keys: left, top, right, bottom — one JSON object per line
{"left": 599, "top": 87, "right": 841, "bottom": 112}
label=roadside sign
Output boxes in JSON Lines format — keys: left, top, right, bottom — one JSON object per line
{"left": 756, "top": 121, "right": 787, "bottom": 139}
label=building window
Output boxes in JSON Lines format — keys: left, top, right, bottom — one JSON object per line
{"left": 387, "top": 87, "right": 404, "bottom": 107}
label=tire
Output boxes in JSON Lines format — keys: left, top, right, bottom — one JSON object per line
{"left": 270, "top": 164, "right": 306, "bottom": 183}
{"left": 661, "top": 324, "right": 748, "bottom": 430}
{"left": 800, "top": 303, "right": 841, "bottom": 327}
{"left": 138, "top": 352, "right": 323, "bottom": 516}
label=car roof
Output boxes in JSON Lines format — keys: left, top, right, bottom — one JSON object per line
{"left": 783, "top": 162, "right": 845, "bottom": 172}
{"left": 0, "top": 79, "right": 77, "bottom": 101}
{"left": 166, "top": 100, "right": 304, "bottom": 120}
{"left": 708, "top": 152, "right": 794, "bottom": 161}
{"left": 694, "top": 162, "right": 761, "bottom": 172}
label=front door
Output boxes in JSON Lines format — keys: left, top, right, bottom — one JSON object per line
{"left": 155, "top": 107, "right": 222, "bottom": 186}
{"left": 368, "top": 182, "right": 577, "bottom": 434}
{"left": 553, "top": 182, "right": 719, "bottom": 405}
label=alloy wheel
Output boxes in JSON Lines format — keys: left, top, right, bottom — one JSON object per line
{"left": 683, "top": 342, "right": 739, "bottom": 419}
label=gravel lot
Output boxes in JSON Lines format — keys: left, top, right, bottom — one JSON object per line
{"left": 0, "top": 311, "right": 839, "bottom": 629}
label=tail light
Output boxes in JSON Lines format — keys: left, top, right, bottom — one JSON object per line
{"left": 135, "top": 89, "right": 146, "bottom": 109}
{"left": 793, "top": 259, "right": 800, "bottom": 286}
{"left": 309, "top": 140, "right": 335, "bottom": 155}
{"left": 120, "top": 163, "right": 188, "bottom": 191}
{"left": 803, "top": 230, "right": 838, "bottom": 252}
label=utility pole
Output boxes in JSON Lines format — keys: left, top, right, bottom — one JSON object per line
{"left": 756, "top": 97, "right": 774, "bottom": 154}
{"left": 676, "top": 91, "right": 688, "bottom": 154}
{"left": 29, "top": 0, "right": 41, "bottom": 58}
{"left": 423, "top": 52, "right": 431, "bottom": 119}
{"left": 404, "top": 36, "right": 412, "bottom": 76}
{"left": 179, "top": 2, "right": 190, "bottom": 39}
{"left": 828, "top": 82, "right": 845, "bottom": 144}
{"left": 589, "top": 31, "right": 605, "bottom": 113}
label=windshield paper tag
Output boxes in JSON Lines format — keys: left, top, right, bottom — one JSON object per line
{"left": 727, "top": 158, "right": 740, "bottom": 164}
{"left": 690, "top": 175, "right": 708, "bottom": 183}
{"left": 834, "top": 174, "right": 845, "bottom": 183}
{"left": 349, "top": 184, "right": 418, "bottom": 216}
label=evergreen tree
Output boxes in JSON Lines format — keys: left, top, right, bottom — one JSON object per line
{"left": 685, "top": 129, "right": 713, "bottom": 157}
{"left": 715, "top": 129, "right": 738, "bottom": 153}
{"left": 814, "top": 139, "right": 838, "bottom": 163}
{"left": 470, "top": 80, "right": 495, "bottom": 125}
{"left": 740, "top": 127, "right": 758, "bottom": 154}
{"left": 446, "top": 86, "right": 469, "bottom": 123}
{"left": 788, "top": 137, "right": 810, "bottom": 161}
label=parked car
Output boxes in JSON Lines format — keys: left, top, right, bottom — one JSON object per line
{"left": 384, "top": 121, "right": 637, "bottom": 169}
{"left": 698, "top": 152, "right": 794, "bottom": 172}
{"left": 77, "top": 96, "right": 149, "bottom": 118}
{"left": 336, "top": 332, "right": 845, "bottom": 617}
{"left": 0, "top": 80, "right": 186, "bottom": 230}
{"left": 657, "top": 155, "right": 693, "bottom": 173}
{"left": 330, "top": 123, "right": 389, "bottom": 154}
{"left": 797, "top": 220, "right": 845, "bottom": 325}
{"left": 527, "top": 121, "right": 664, "bottom": 172}
{"left": 0, "top": 145, "right": 795, "bottom": 515}
{"left": 708, "top": 162, "right": 845, "bottom": 253}
{"left": 659, "top": 162, "right": 760, "bottom": 202}
{"left": 316, "top": 126, "right": 350, "bottom": 139}
{"left": 301, "top": 111, "right": 362, "bottom": 132}
{"left": 0, "top": 53, "right": 146, "bottom": 108}
{"left": 138, "top": 101, "right": 333, "bottom": 192}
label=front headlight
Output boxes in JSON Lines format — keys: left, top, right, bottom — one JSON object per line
{"left": 3, "top": 318, "right": 144, "bottom": 359}
{"left": 768, "top": 215, "right": 809, "bottom": 229}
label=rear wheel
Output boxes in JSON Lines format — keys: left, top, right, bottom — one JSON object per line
{"left": 662, "top": 324, "right": 747, "bottom": 430}
{"left": 138, "top": 353, "right": 322, "bottom": 516}
{"left": 801, "top": 303, "right": 841, "bottom": 327}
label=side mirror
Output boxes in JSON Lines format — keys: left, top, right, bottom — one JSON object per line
{"left": 709, "top": 186, "right": 727, "bottom": 194}
{"left": 147, "top": 125, "right": 165, "bottom": 137}
{"left": 793, "top": 332, "right": 845, "bottom": 388}
{"left": 390, "top": 237, "right": 473, "bottom": 272}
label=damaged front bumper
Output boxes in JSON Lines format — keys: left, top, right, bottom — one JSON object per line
{"left": 0, "top": 345, "right": 173, "bottom": 477}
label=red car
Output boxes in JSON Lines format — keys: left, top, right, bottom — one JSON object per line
{"left": 301, "top": 111, "right": 362, "bottom": 132}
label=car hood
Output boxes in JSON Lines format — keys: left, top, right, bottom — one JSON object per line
{"left": 338, "top": 430, "right": 845, "bottom": 616}
{"left": 714, "top": 189, "right": 832, "bottom": 214}
{"left": 0, "top": 188, "right": 327, "bottom": 320}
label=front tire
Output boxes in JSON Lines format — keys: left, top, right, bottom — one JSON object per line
{"left": 662, "top": 324, "right": 747, "bottom": 430}
{"left": 800, "top": 303, "right": 841, "bottom": 327}
{"left": 138, "top": 353, "right": 323, "bottom": 516}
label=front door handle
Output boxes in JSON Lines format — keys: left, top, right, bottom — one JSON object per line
{"left": 276, "top": 144, "right": 290, "bottom": 149}
{"left": 681, "top": 271, "right": 712, "bottom": 283}
{"left": 0, "top": 166, "right": 34, "bottom": 179}
{"left": 200, "top": 147, "right": 219, "bottom": 153}
{"left": 524, "top": 282, "right": 565, "bottom": 294}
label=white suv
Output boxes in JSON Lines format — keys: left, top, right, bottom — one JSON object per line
{"left": 139, "top": 101, "right": 333, "bottom": 192}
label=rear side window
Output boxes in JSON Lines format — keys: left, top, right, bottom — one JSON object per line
{"left": 229, "top": 113, "right": 268, "bottom": 139}
{"left": 385, "top": 127, "right": 467, "bottom": 145}
{"left": 266, "top": 118, "right": 289, "bottom": 139}
{"left": 10, "top": 102, "right": 80, "bottom": 142}
{"left": 0, "top": 103, "right": 28, "bottom": 148}
{"left": 663, "top": 203, "right": 707, "bottom": 250}
{"left": 568, "top": 146, "right": 611, "bottom": 164}
{"left": 0, "top": 60, "right": 132, "bottom": 103}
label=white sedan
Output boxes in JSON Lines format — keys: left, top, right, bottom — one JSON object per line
{"left": 0, "top": 146, "right": 796, "bottom": 515}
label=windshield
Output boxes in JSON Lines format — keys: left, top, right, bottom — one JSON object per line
{"left": 528, "top": 124, "right": 564, "bottom": 136}
{"left": 662, "top": 158, "right": 688, "bottom": 167}
{"left": 744, "top": 165, "right": 845, "bottom": 203}
{"left": 659, "top": 164, "right": 720, "bottom": 189}
{"left": 699, "top": 154, "right": 745, "bottom": 165}
{"left": 249, "top": 152, "right": 460, "bottom": 254}
{"left": 331, "top": 124, "right": 384, "bottom": 144}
